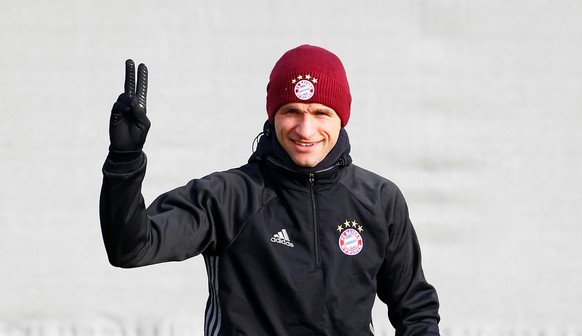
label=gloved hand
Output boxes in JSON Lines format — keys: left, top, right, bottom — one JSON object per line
{"left": 109, "top": 59, "right": 150, "bottom": 154}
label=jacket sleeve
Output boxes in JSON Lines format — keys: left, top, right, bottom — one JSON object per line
{"left": 99, "top": 153, "right": 263, "bottom": 268}
{"left": 376, "top": 187, "right": 440, "bottom": 336}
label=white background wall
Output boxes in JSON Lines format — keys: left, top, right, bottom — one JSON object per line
{"left": 1, "top": 0, "right": 581, "bottom": 334}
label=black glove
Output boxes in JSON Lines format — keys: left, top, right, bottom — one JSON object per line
{"left": 109, "top": 59, "right": 150, "bottom": 154}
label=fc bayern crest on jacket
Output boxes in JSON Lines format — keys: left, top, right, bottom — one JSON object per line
{"left": 336, "top": 220, "right": 364, "bottom": 256}
{"left": 292, "top": 74, "right": 317, "bottom": 100}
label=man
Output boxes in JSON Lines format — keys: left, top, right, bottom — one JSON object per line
{"left": 100, "top": 45, "right": 440, "bottom": 335}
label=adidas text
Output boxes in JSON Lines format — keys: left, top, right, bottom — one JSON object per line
{"left": 271, "top": 229, "right": 295, "bottom": 248}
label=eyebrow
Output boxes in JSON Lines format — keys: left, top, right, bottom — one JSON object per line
{"left": 281, "top": 104, "right": 334, "bottom": 115}
{"left": 311, "top": 107, "right": 333, "bottom": 115}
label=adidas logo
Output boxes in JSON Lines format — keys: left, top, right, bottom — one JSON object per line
{"left": 270, "top": 229, "right": 295, "bottom": 248}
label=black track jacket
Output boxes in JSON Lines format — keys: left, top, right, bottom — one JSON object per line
{"left": 100, "top": 124, "right": 440, "bottom": 336}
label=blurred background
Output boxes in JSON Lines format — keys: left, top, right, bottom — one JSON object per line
{"left": 1, "top": 0, "right": 581, "bottom": 335}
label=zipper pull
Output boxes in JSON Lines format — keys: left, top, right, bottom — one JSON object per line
{"left": 309, "top": 173, "right": 315, "bottom": 184}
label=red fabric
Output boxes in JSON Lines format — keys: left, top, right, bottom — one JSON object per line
{"left": 266, "top": 45, "right": 352, "bottom": 127}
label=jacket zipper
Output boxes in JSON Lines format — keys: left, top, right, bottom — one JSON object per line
{"left": 309, "top": 173, "right": 321, "bottom": 267}
{"left": 265, "top": 157, "right": 339, "bottom": 268}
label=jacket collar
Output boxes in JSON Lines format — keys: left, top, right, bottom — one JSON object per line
{"left": 249, "top": 121, "right": 352, "bottom": 175}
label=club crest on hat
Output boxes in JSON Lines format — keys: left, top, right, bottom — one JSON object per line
{"left": 336, "top": 220, "right": 364, "bottom": 256}
{"left": 292, "top": 74, "right": 317, "bottom": 100}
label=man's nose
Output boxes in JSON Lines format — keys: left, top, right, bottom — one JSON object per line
{"left": 295, "top": 114, "right": 316, "bottom": 138}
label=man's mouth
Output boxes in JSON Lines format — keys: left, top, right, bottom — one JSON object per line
{"left": 294, "top": 141, "right": 320, "bottom": 147}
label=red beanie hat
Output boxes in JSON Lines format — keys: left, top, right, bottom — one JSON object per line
{"left": 266, "top": 45, "right": 352, "bottom": 127}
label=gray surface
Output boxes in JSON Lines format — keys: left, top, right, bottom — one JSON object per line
{"left": 1, "top": 0, "right": 581, "bottom": 334}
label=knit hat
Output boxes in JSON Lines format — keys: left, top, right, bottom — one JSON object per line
{"left": 266, "top": 45, "right": 352, "bottom": 127}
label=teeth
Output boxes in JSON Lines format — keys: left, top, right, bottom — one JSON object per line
{"left": 296, "top": 142, "right": 315, "bottom": 147}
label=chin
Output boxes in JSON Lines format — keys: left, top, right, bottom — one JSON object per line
{"left": 292, "top": 158, "right": 319, "bottom": 168}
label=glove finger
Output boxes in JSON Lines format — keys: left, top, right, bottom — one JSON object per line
{"left": 131, "top": 99, "right": 151, "bottom": 130}
{"left": 116, "top": 92, "right": 134, "bottom": 106}
{"left": 124, "top": 59, "right": 136, "bottom": 95}
{"left": 112, "top": 93, "right": 133, "bottom": 113}
{"left": 111, "top": 99, "right": 131, "bottom": 124}
{"left": 136, "top": 63, "right": 148, "bottom": 110}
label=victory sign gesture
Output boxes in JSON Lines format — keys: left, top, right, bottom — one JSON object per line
{"left": 109, "top": 59, "right": 150, "bottom": 154}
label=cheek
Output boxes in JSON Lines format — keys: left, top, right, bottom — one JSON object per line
{"left": 325, "top": 124, "right": 341, "bottom": 143}
{"left": 274, "top": 125, "right": 291, "bottom": 149}
{"left": 274, "top": 118, "right": 298, "bottom": 138}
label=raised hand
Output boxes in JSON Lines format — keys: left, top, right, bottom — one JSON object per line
{"left": 109, "top": 59, "right": 151, "bottom": 153}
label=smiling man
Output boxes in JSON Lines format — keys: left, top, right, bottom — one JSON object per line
{"left": 274, "top": 102, "right": 341, "bottom": 167}
{"left": 100, "top": 45, "right": 441, "bottom": 335}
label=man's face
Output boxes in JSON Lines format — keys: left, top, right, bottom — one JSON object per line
{"left": 273, "top": 102, "right": 342, "bottom": 168}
